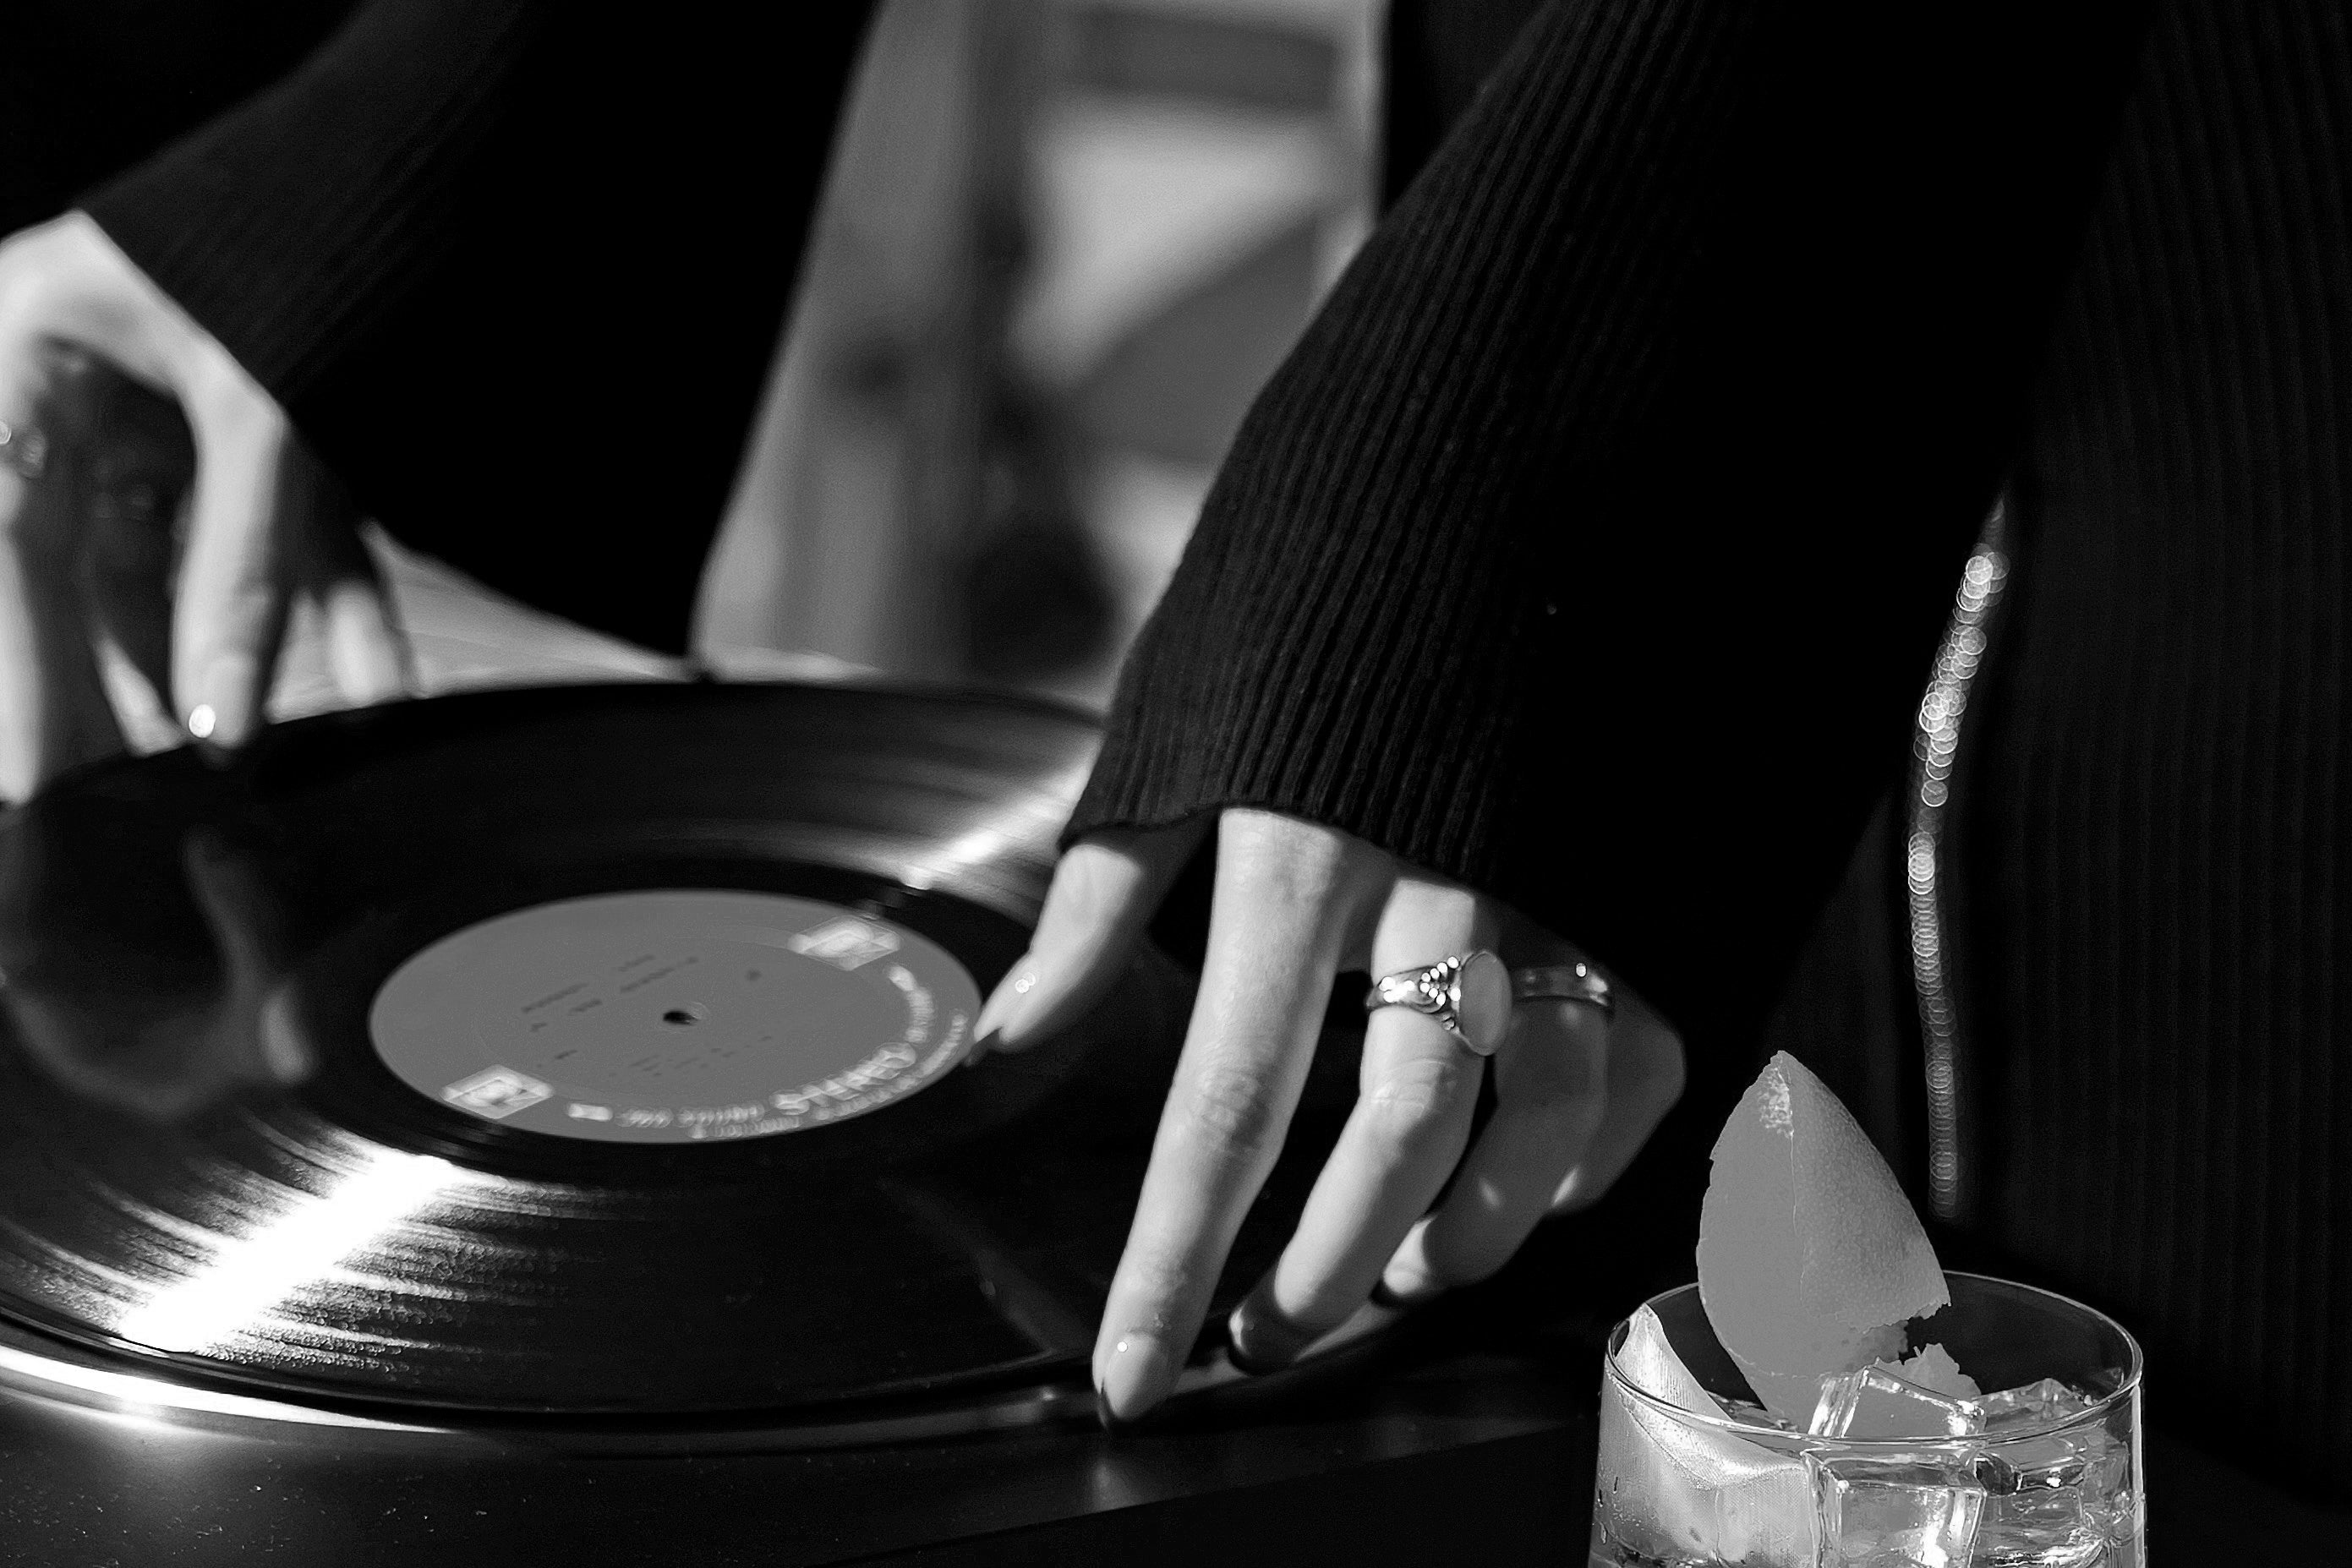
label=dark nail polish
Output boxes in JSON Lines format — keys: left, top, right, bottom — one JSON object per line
{"left": 1093, "top": 1377, "right": 1127, "bottom": 1434}
{"left": 1224, "top": 1336, "right": 1294, "bottom": 1376}
{"left": 1226, "top": 1283, "right": 1315, "bottom": 1375}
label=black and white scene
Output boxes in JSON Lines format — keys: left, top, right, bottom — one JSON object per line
{"left": 0, "top": 0, "right": 2344, "bottom": 1560}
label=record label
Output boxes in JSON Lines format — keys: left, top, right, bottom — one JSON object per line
{"left": 368, "top": 890, "right": 979, "bottom": 1144}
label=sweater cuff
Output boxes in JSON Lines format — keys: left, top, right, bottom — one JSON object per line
{"left": 80, "top": 0, "right": 544, "bottom": 402}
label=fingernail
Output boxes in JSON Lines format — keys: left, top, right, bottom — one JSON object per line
{"left": 1376, "top": 1258, "right": 1445, "bottom": 1310}
{"left": 188, "top": 655, "right": 259, "bottom": 747}
{"left": 1226, "top": 1278, "right": 1315, "bottom": 1375}
{"left": 974, "top": 955, "right": 1037, "bottom": 1044}
{"left": 963, "top": 1030, "right": 1000, "bottom": 1070}
{"left": 1097, "top": 1331, "right": 1176, "bottom": 1427}
{"left": 185, "top": 707, "right": 236, "bottom": 769}
{"left": 1092, "top": 1374, "right": 1127, "bottom": 1435}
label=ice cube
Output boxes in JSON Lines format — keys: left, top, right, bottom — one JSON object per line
{"left": 1972, "top": 1434, "right": 2087, "bottom": 1494}
{"left": 1596, "top": 1372, "right": 1816, "bottom": 1567}
{"left": 1618, "top": 1303, "right": 1723, "bottom": 1415}
{"left": 1969, "top": 1424, "right": 2132, "bottom": 1568}
{"left": 1808, "top": 1451, "right": 1984, "bottom": 1568}
{"left": 1974, "top": 1376, "right": 2096, "bottom": 1430}
{"left": 1893, "top": 1342, "right": 1982, "bottom": 1401}
{"left": 1810, "top": 1363, "right": 1986, "bottom": 1440}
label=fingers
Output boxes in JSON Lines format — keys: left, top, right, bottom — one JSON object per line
{"left": 0, "top": 496, "right": 121, "bottom": 798}
{"left": 1380, "top": 975, "right": 1685, "bottom": 1303}
{"left": 31, "top": 216, "right": 319, "bottom": 750}
{"left": 0, "top": 212, "right": 334, "bottom": 766}
{"left": 1377, "top": 996, "right": 1611, "bottom": 1302}
{"left": 1092, "top": 809, "right": 1385, "bottom": 1424}
{"left": 88, "top": 386, "right": 402, "bottom": 729}
{"left": 79, "top": 366, "right": 195, "bottom": 717}
{"left": 0, "top": 222, "right": 181, "bottom": 793}
{"left": 84, "top": 481, "right": 183, "bottom": 711}
{"left": 1225, "top": 875, "right": 1490, "bottom": 1371}
{"left": 315, "top": 567, "right": 411, "bottom": 709}
{"left": 0, "top": 372, "right": 124, "bottom": 800}
{"left": 298, "top": 498, "right": 411, "bottom": 710}
{"left": 0, "top": 215, "right": 386, "bottom": 779}
{"left": 169, "top": 366, "right": 309, "bottom": 747}
{"left": 1545, "top": 994, "right": 1683, "bottom": 1214}
{"left": 971, "top": 817, "right": 1207, "bottom": 1056}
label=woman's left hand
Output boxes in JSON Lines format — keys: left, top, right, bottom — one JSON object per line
{"left": 972, "top": 806, "right": 1685, "bottom": 1425}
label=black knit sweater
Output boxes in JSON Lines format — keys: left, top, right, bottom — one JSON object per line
{"left": 1078, "top": 0, "right": 2150, "bottom": 1050}
{"left": 1076, "top": 0, "right": 2352, "bottom": 1490}
{"left": 18, "top": 0, "right": 2352, "bottom": 1495}
{"left": 1966, "top": 0, "right": 2352, "bottom": 1492}
{"left": 64, "top": 1, "right": 874, "bottom": 652}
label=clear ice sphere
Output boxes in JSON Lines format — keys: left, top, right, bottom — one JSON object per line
{"left": 1808, "top": 1451, "right": 1984, "bottom": 1568}
{"left": 1597, "top": 1374, "right": 1816, "bottom": 1566}
{"left": 1811, "top": 1363, "right": 1987, "bottom": 1440}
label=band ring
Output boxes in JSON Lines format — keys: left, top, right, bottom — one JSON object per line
{"left": 1363, "top": 949, "right": 1512, "bottom": 1057}
{"left": 0, "top": 420, "right": 48, "bottom": 483}
{"left": 1512, "top": 961, "right": 1615, "bottom": 1019}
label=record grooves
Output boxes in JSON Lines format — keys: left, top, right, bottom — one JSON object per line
{"left": 0, "top": 685, "right": 1370, "bottom": 1425}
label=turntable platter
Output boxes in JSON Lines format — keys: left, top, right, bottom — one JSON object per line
{"left": 0, "top": 684, "right": 1362, "bottom": 1418}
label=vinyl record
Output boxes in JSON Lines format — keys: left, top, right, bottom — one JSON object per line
{"left": 0, "top": 684, "right": 1364, "bottom": 1419}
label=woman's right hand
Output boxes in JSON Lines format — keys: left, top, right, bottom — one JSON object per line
{"left": 0, "top": 210, "right": 407, "bottom": 801}
{"left": 974, "top": 808, "right": 1688, "bottom": 1425}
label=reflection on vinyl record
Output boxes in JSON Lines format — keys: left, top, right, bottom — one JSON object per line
{"left": 0, "top": 685, "right": 1363, "bottom": 1421}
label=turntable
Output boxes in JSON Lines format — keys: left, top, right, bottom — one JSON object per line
{"left": 0, "top": 683, "right": 1605, "bottom": 1564}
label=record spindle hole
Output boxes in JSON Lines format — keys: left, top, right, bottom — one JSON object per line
{"left": 660, "top": 1004, "right": 708, "bottom": 1027}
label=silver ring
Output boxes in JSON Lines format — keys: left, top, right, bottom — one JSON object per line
{"left": 0, "top": 420, "right": 48, "bottom": 483}
{"left": 1512, "top": 961, "right": 1615, "bottom": 1019}
{"left": 1363, "top": 949, "right": 1512, "bottom": 1056}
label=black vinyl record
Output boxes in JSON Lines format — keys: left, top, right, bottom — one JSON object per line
{"left": 0, "top": 684, "right": 1362, "bottom": 1421}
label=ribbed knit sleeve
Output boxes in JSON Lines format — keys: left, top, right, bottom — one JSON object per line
{"left": 80, "top": 0, "right": 549, "bottom": 402}
{"left": 1071, "top": 0, "right": 2155, "bottom": 1044}
{"left": 70, "top": 6, "right": 874, "bottom": 652}
{"left": 1080, "top": 0, "right": 1754, "bottom": 866}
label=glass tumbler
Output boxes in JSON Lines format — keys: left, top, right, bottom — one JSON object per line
{"left": 1591, "top": 1272, "right": 2143, "bottom": 1567}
